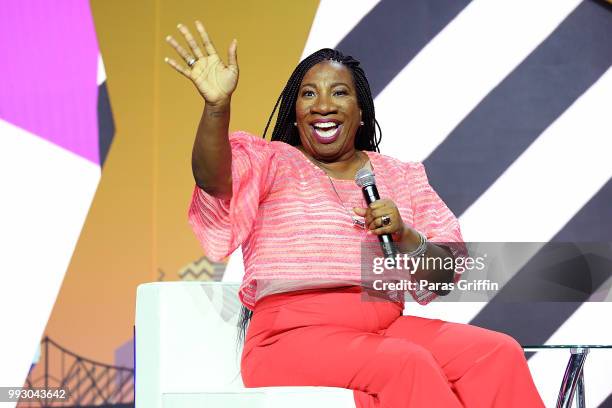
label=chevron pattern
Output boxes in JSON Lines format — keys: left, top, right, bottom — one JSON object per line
{"left": 297, "top": 0, "right": 612, "bottom": 406}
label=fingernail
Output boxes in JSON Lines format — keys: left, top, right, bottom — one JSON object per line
{"left": 177, "top": 23, "right": 182, "bottom": 28}
{"left": 164, "top": 57, "right": 168, "bottom": 62}
{"left": 165, "top": 35, "right": 171, "bottom": 41}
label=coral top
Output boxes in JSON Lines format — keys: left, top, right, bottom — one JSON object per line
{"left": 188, "top": 131, "right": 465, "bottom": 310}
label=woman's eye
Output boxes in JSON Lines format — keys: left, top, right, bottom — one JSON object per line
{"left": 302, "top": 90, "right": 315, "bottom": 97}
{"left": 334, "top": 90, "right": 348, "bottom": 96}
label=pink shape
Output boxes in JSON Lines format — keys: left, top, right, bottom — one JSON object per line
{"left": 0, "top": 0, "right": 100, "bottom": 164}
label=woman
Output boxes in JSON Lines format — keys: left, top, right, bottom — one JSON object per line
{"left": 165, "top": 21, "right": 545, "bottom": 408}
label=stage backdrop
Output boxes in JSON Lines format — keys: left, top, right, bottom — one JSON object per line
{"left": 1, "top": 0, "right": 611, "bottom": 407}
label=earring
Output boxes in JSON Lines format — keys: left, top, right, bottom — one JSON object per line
{"left": 293, "top": 122, "right": 297, "bottom": 126}
{"left": 360, "top": 121, "right": 364, "bottom": 126}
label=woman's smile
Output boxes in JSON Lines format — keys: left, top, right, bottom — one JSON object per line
{"left": 310, "top": 119, "right": 343, "bottom": 144}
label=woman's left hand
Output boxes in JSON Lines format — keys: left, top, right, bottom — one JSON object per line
{"left": 353, "top": 199, "right": 406, "bottom": 239}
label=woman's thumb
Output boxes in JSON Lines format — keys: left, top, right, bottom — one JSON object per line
{"left": 228, "top": 38, "right": 238, "bottom": 69}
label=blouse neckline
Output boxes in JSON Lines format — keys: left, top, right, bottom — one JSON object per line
{"left": 287, "top": 144, "right": 377, "bottom": 183}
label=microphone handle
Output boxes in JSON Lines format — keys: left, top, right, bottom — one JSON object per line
{"left": 362, "top": 185, "right": 397, "bottom": 259}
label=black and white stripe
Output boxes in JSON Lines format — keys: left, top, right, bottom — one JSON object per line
{"left": 301, "top": 0, "right": 612, "bottom": 405}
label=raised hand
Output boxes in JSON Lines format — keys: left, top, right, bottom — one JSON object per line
{"left": 165, "top": 21, "right": 238, "bottom": 105}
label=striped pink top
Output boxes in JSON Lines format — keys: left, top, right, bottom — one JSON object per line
{"left": 189, "top": 131, "right": 465, "bottom": 310}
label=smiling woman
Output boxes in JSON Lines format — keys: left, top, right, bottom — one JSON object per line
{"left": 264, "top": 49, "right": 379, "bottom": 154}
{"left": 165, "top": 21, "right": 546, "bottom": 408}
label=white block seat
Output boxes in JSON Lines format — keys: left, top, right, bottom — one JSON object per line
{"left": 135, "top": 281, "right": 356, "bottom": 408}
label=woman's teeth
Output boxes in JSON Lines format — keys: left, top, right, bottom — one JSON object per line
{"left": 313, "top": 122, "right": 339, "bottom": 138}
{"left": 315, "top": 127, "right": 337, "bottom": 138}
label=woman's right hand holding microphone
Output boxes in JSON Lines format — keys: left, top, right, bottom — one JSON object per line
{"left": 165, "top": 21, "right": 238, "bottom": 106}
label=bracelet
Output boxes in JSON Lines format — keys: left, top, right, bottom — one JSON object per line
{"left": 404, "top": 230, "right": 427, "bottom": 258}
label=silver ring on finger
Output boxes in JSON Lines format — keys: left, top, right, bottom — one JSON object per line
{"left": 186, "top": 56, "right": 196, "bottom": 67}
{"left": 381, "top": 215, "right": 391, "bottom": 226}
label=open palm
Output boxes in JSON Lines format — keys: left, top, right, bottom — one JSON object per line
{"left": 165, "top": 21, "right": 238, "bottom": 104}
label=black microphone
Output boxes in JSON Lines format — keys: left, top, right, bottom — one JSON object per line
{"left": 355, "top": 168, "right": 398, "bottom": 260}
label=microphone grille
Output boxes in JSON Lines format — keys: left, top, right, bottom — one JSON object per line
{"left": 355, "top": 168, "right": 376, "bottom": 187}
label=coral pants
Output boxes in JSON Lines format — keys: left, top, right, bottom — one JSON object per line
{"left": 241, "top": 285, "right": 545, "bottom": 408}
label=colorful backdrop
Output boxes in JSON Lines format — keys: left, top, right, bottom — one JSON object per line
{"left": 1, "top": 0, "right": 611, "bottom": 407}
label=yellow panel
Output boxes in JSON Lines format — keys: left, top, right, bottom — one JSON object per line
{"left": 42, "top": 0, "right": 319, "bottom": 366}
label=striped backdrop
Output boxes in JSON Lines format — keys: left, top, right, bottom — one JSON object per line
{"left": 225, "top": 1, "right": 612, "bottom": 406}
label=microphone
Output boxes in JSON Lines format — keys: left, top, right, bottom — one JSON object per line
{"left": 355, "top": 168, "right": 398, "bottom": 260}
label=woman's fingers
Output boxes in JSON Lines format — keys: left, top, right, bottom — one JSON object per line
{"left": 164, "top": 57, "right": 190, "bottom": 78}
{"left": 195, "top": 20, "right": 217, "bottom": 56}
{"left": 368, "top": 216, "right": 390, "bottom": 230}
{"left": 352, "top": 207, "right": 367, "bottom": 216}
{"left": 358, "top": 200, "right": 403, "bottom": 232}
{"left": 227, "top": 38, "right": 238, "bottom": 72}
{"left": 165, "top": 35, "right": 194, "bottom": 65}
{"left": 177, "top": 23, "right": 204, "bottom": 59}
{"left": 368, "top": 200, "right": 387, "bottom": 210}
{"left": 369, "top": 225, "right": 395, "bottom": 235}
{"left": 163, "top": 21, "right": 240, "bottom": 102}
{"left": 369, "top": 207, "right": 390, "bottom": 219}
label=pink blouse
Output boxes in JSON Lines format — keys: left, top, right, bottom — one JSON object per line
{"left": 188, "top": 131, "right": 465, "bottom": 310}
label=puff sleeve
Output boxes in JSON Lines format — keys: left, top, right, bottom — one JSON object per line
{"left": 405, "top": 162, "right": 468, "bottom": 304}
{"left": 188, "top": 131, "right": 276, "bottom": 261}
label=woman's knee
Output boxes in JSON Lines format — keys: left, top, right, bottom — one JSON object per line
{"left": 485, "top": 330, "right": 526, "bottom": 363}
{"left": 373, "top": 338, "right": 441, "bottom": 377}
{"left": 375, "top": 341, "right": 449, "bottom": 392}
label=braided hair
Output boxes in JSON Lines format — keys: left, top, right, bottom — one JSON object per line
{"left": 263, "top": 48, "right": 382, "bottom": 151}
{"left": 237, "top": 49, "right": 382, "bottom": 350}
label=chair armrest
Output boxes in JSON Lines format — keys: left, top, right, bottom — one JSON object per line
{"left": 135, "top": 282, "right": 243, "bottom": 408}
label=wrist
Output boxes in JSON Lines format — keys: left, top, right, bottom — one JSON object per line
{"left": 205, "top": 97, "right": 232, "bottom": 112}
{"left": 398, "top": 224, "right": 420, "bottom": 252}
{"left": 401, "top": 228, "right": 428, "bottom": 259}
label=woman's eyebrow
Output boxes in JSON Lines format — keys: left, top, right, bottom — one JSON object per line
{"left": 300, "top": 82, "right": 350, "bottom": 88}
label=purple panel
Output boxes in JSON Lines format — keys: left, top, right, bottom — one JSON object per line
{"left": 115, "top": 337, "right": 134, "bottom": 369}
{"left": 0, "top": 0, "right": 100, "bottom": 165}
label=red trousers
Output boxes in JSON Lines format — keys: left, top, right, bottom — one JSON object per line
{"left": 241, "top": 285, "right": 545, "bottom": 408}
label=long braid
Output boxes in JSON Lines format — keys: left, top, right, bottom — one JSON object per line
{"left": 238, "top": 49, "right": 383, "bottom": 348}
{"left": 262, "top": 92, "right": 283, "bottom": 141}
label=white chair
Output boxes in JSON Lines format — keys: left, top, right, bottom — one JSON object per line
{"left": 135, "top": 281, "right": 356, "bottom": 408}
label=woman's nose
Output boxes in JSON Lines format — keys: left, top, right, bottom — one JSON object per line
{"left": 311, "top": 93, "right": 336, "bottom": 114}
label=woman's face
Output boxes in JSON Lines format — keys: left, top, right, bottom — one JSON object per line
{"left": 295, "top": 60, "right": 362, "bottom": 162}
